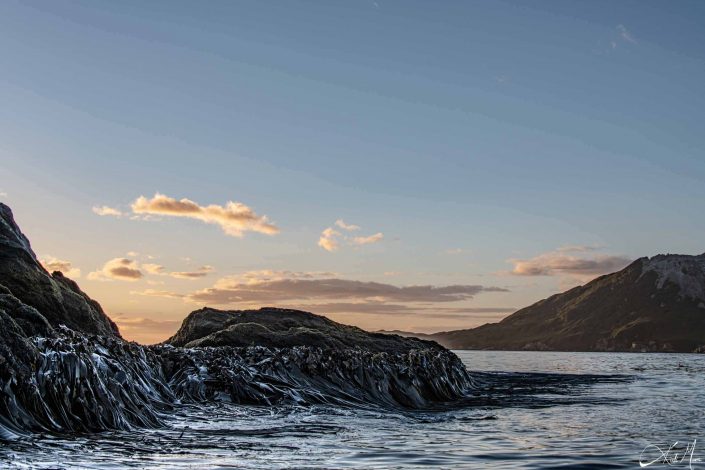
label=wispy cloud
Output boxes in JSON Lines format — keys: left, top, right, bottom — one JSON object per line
{"left": 130, "top": 193, "right": 278, "bottom": 237}
{"left": 142, "top": 263, "right": 166, "bottom": 275}
{"left": 187, "top": 272, "right": 508, "bottom": 305}
{"left": 130, "top": 269, "right": 511, "bottom": 325}
{"left": 88, "top": 257, "right": 143, "bottom": 282}
{"left": 94, "top": 193, "right": 278, "bottom": 237}
{"left": 508, "top": 249, "right": 631, "bottom": 277}
{"left": 617, "top": 24, "right": 637, "bottom": 44}
{"left": 335, "top": 219, "right": 360, "bottom": 231}
{"left": 92, "top": 205, "right": 124, "bottom": 217}
{"left": 319, "top": 220, "right": 383, "bottom": 252}
{"left": 169, "top": 265, "right": 214, "bottom": 279}
{"left": 142, "top": 263, "right": 214, "bottom": 279}
{"left": 40, "top": 256, "right": 81, "bottom": 278}
{"left": 555, "top": 244, "right": 603, "bottom": 253}
{"left": 352, "top": 232, "right": 384, "bottom": 246}
{"left": 292, "top": 302, "right": 515, "bottom": 317}
{"left": 131, "top": 289, "right": 185, "bottom": 299}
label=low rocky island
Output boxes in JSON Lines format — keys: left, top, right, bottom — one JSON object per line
{"left": 0, "top": 203, "right": 473, "bottom": 440}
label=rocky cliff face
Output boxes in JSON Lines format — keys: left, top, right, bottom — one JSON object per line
{"left": 0, "top": 203, "right": 119, "bottom": 337}
{"left": 431, "top": 254, "right": 705, "bottom": 352}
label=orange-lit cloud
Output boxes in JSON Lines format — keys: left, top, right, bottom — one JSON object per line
{"left": 169, "top": 265, "right": 214, "bottom": 279}
{"left": 318, "top": 220, "right": 383, "bottom": 252}
{"left": 131, "top": 289, "right": 185, "bottom": 299}
{"left": 318, "top": 227, "right": 341, "bottom": 252}
{"left": 509, "top": 249, "right": 631, "bottom": 277}
{"left": 335, "top": 219, "right": 360, "bottom": 231}
{"left": 291, "top": 302, "right": 515, "bottom": 317}
{"left": 88, "top": 258, "right": 143, "bottom": 281}
{"left": 131, "top": 193, "right": 278, "bottom": 237}
{"left": 40, "top": 256, "right": 81, "bottom": 278}
{"left": 142, "top": 263, "right": 166, "bottom": 275}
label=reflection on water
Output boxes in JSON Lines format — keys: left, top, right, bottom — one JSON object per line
{"left": 2, "top": 351, "right": 703, "bottom": 469}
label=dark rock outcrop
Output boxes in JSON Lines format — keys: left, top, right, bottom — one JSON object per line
{"left": 0, "top": 203, "right": 119, "bottom": 337}
{"left": 431, "top": 254, "right": 705, "bottom": 352}
{"left": 167, "top": 307, "right": 443, "bottom": 353}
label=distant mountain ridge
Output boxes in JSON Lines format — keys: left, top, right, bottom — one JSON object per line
{"left": 426, "top": 254, "right": 705, "bottom": 353}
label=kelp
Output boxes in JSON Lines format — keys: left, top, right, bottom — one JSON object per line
{"left": 0, "top": 328, "right": 473, "bottom": 439}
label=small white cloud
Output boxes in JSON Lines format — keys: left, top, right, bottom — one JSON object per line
{"left": 352, "top": 232, "right": 384, "bottom": 246}
{"left": 92, "top": 205, "right": 124, "bottom": 217}
{"left": 318, "top": 220, "right": 383, "bottom": 252}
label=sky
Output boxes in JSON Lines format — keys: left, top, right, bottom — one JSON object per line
{"left": 1, "top": 0, "right": 704, "bottom": 344}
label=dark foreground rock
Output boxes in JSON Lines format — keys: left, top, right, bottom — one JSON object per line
{"left": 0, "top": 203, "right": 474, "bottom": 440}
{"left": 0, "top": 319, "right": 472, "bottom": 439}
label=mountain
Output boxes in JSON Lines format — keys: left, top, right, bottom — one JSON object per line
{"left": 0, "top": 203, "right": 119, "bottom": 336}
{"left": 430, "top": 254, "right": 705, "bottom": 353}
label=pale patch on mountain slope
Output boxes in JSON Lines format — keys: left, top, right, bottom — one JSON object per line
{"left": 641, "top": 254, "right": 705, "bottom": 302}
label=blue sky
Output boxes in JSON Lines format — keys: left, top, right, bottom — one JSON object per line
{"left": 1, "top": 0, "right": 704, "bottom": 342}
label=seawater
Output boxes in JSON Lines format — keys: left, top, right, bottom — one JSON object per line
{"left": 2, "top": 351, "right": 703, "bottom": 469}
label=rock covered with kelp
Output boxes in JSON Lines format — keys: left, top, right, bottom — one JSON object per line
{"left": 0, "top": 322, "right": 473, "bottom": 439}
{"left": 0, "top": 203, "right": 474, "bottom": 440}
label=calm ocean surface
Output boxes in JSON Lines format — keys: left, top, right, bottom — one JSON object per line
{"left": 3, "top": 350, "right": 703, "bottom": 469}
